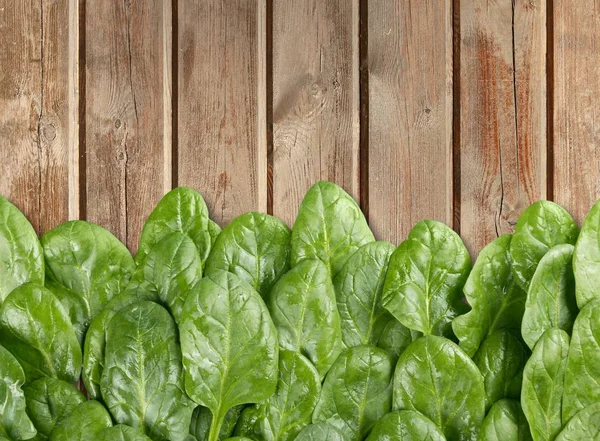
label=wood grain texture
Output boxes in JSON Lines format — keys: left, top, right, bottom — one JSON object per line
{"left": 554, "top": 0, "right": 600, "bottom": 223}
{"left": 272, "top": 0, "right": 360, "bottom": 226}
{"left": 178, "top": 0, "right": 266, "bottom": 225}
{"left": 368, "top": 0, "right": 453, "bottom": 245}
{"left": 85, "top": 0, "right": 171, "bottom": 251}
{"left": 460, "top": 0, "right": 546, "bottom": 254}
{"left": 0, "top": 0, "right": 77, "bottom": 233}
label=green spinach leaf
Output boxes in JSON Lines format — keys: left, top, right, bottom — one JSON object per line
{"left": 190, "top": 406, "right": 242, "bottom": 441}
{"left": 290, "top": 181, "right": 374, "bottom": 277}
{"left": 521, "top": 329, "right": 569, "bottom": 441}
{"left": 376, "top": 317, "right": 417, "bottom": 361}
{"left": 267, "top": 259, "right": 341, "bottom": 379}
{"left": 364, "top": 410, "right": 446, "bottom": 441}
{"left": 509, "top": 201, "right": 578, "bottom": 292}
{"left": 293, "top": 423, "right": 347, "bottom": 441}
{"left": 0, "top": 283, "right": 81, "bottom": 383}
{"left": 98, "top": 425, "right": 152, "bottom": 441}
{"left": 48, "top": 400, "right": 112, "bottom": 441}
{"left": 555, "top": 402, "right": 600, "bottom": 441}
{"left": 393, "top": 335, "right": 485, "bottom": 441}
{"left": 573, "top": 200, "right": 600, "bottom": 308}
{"left": 478, "top": 399, "right": 532, "bottom": 441}
{"left": 522, "top": 244, "right": 577, "bottom": 350}
{"left": 205, "top": 212, "right": 290, "bottom": 297}
{"left": 180, "top": 270, "right": 279, "bottom": 441}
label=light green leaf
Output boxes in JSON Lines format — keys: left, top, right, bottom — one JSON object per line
{"left": 555, "top": 402, "right": 600, "bottom": 441}
{"left": 573, "top": 200, "right": 600, "bottom": 308}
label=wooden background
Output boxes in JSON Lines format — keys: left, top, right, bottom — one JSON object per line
{"left": 0, "top": 0, "right": 597, "bottom": 256}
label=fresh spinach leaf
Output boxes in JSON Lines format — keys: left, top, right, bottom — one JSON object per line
{"left": 267, "top": 259, "right": 341, "bottom": 379}
{"left": 48, "top": 401, "right": 112, "bottom": 441}
{"left": 393, "top": 335, "right": 485, "bottom": 441}
{"left": 473, "top": 329, "right": 529, "bottom": 410}
{"left": 364, "top": 410, "right": 446, "bottom": 441}
{"left": 376, "top": 317, "right": 417, "bottom": 362}
{"left": 0, "top": 283, "right": 81, "bottom": 383}
{"left": 41, "top": 220, "right": 135, "bottom": 341}
{"left": 180, "top": 270, "right": 279, "bottom": 441}
{"left": 23, "top": 378, "right": 85, "bottom": 440}
{"left": 293, "top": 423, "right": 347, "bottom": 441}
{"left": 290, "top": 181, "right": 374, "bottom": 277}
{"left": 101, "top": 301, "right": 195, "bottom": 441}
{"left": 521, "top": 329, "right": 569, "bottom": 441}
{"left": 478, "top": 399, "right": 532, "bottom": 441}
{"left": 509, "top": 201, "right": 578, "bottom": 292}
{"left": 573, "top": 200, "right": 600, "bottom": 308}
{"left": 313, "top": 345, "right": 393, "bottom": 440}
{"left": 522, "top": 244, "right": 577, "bottom": 350}
{"left": 205, "top": 212, "right": 290, "bottom": 297}
{"left": 0, "top": 195, "right": 44, "bottom": 304}
{"left": 562, "top": 299, "right": 600, "bottom": 422}
{"left": 453, "top": 234, "right": 525, "bottom": 357}
{"left": 98, "top": 425, "right": 152, "bottom": 441}
{"left": 555, "top": 402, "right": 600, "bottom": 441}
{"left": 382, "top": 220, "right": 470, "bottom": 337}
{"left": 0, "top": 345, "right": 36, "bottom": 440}
{"left": 190, "top": 406, "right": 242, "bottom": 441}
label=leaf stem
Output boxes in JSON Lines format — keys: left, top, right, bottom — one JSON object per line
{"left": 208, "top": 409, "right": 224, "bottom": 441}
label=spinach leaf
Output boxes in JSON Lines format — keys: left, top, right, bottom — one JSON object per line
{"left": 290, "top": 181, "right": 374, "bottom": 277}
{"left": 136, "top": 187, "right": 220, "bottom": 267}
{"left": 562, "top": 299, "right": 600, "bottom": 422}
{"left": 180, "top": 270, "right": 279, "bottom": 441}
{"left": 376, "top": 317, "right": 417, "bottom": 362}
{"left": 0, "top": 345, "right": 36, "bottom": 440}
{"left": 473, "top": 329, "right": 529, "bottom": 410}
{"left": 393, "top": 335, "right": 485, "bottom": 441}
{"left": 573, "top": 200, "right": 600, "bottom": 308}
{"left": 478, "top": 399, "right": 532, "bottom": 441}
{"left": 555, "top": 402, "right": 600, "bottom": 441}
{"left": 0, "top": 195, "right": 44, "bottom": 304}
{"left": 522, "top": 244, "right": 577, "bottom": 350}
{"left": 41, "top": 220, "right": 135, "bottom": 341}
{"left": 267, "top": 259, "right": 341, "bottom": 379}
{"left": 453, "top": 234, "right": 526, "bottom": 357}
{"left": 48, "top": 400, "right": 112, "bottom": 441}
{"left": 521, "top": 329, "right": 569, "bottom": 441}
{"left": 23, "top": 378, "right": 85, "bottom": 440}
{"left": 98, "top": 426, "right": 152, "bottom": 441}
{"left": 333, "top": 241, "right": 397, "bottom": 348}
{"left": 364, "top": 410, "right": 446, "bottom": 441}
{"left": 0, "top": 283, "right": 81, "bottom": 383}
{"left": 190, "top": 406, "right": 242, "bottom": 441}
{"left": 382, "top": 220, "right": 470, "bottom": 337}
{"left": 101, "top": 301, "right": 194, "bottom": 441}
{"left": 313, "top": 345, "right": 393, "bottom": 440}
{"left": 205, "top": 212, "right": 290, "bottom": 297}
{"left": 237, "top": 350, "right": 320, "bottom": 441}
{"left": 293, "top": 423, "right": 347, "bottom": 441}
{"left": 509, "top": 201, "right": 578, "bottom": 292}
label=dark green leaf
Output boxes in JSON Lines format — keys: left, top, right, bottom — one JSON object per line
{"left": 522, "top": 244, "right": 577, "bottom": 349}
{"left": 267, "top": 259, "right": 341, "bottom": 378}
{"left": 48, "top": 401, "right": 112, "bottom": 441}
{"left": 376, "top": 317, "right": 417, "bottom": 362}
{"left": 478, "top": 399, "right": 532, "bottom": 441}
{"left": 0, "top": 283, "right": 81, "bottom": 383}
{"left": 365, "top": 410, "right": 446, "bottom": 441}
{"left": 293, "top": 423, "right": 347, "bottom": 441}
{"left": 509, "top": 201, "right": 578, "bottom": 292}
{"left": 205, "top": 212, "right": 290, "bottom": 297}
{"left": 98, "top": 426, "right": 152, "bottom": 441}
{"left": 190, "top": 406, "right": 242, "bottom": 441}
{"left": 555, "top": 402, "right": 600, "bottom": 441}
{"left": 290, "top": 181, "right": 374, "bottom": 277}
{"left": 573, "top": 200, "right": 600, "bottom": 308}
{"left": 393, "top": 335, "right": 485, "bottom": 441}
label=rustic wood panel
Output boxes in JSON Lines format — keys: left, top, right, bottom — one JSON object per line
{"left": 0, "top": 0, "right": 77, "bottom": 233}
{"left": 368, "top": 0, "right": 453, "bottom": 245}
{"left": 554, "top": 1, "right": 600, "bottom": 224}
{"left": 460, "top": 0, "right": 546, "bottom": 254}
{"left": 178, "top": 0, "right": 267, "bottom": 225}
{"left": 271, "top": 0, "right": 360, "bottom": 226}
{"left": 85, "top": 0, "right": 171, "bottom": 251}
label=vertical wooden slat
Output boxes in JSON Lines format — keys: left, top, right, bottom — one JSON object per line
{"left": 86, "top": 0, "right": 171, "bottom": 251}
{"left": 368, "top": 0, "right": 453, "bottom": 245}
{"left": 554, "top": 1, "right": 600, "bottom": 223}
{"left": 271, "top": 0, "right": 360, "bottom": 226}
{"left": 0, "top": 0, "right": 77, "bottom": 233}
{"left": 460, "top": 0, "right": 546, "bottom": 254}
{"left": 178, "top": 0, "right": 266, "bottom": 225}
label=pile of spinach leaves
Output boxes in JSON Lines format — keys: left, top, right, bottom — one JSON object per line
{"left": 0, "top": 181, "right": 599, "bottom": 441}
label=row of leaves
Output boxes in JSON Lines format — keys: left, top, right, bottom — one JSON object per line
{"left": 1, "top": 181, "right": 600, "bottom": 441}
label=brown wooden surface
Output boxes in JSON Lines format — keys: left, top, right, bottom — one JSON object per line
{"left": 2, "top": 0, "right": 600, "bottom": 254}
{"left": 368, "top": 0, "right": 453, "bottom": 245}
{"left": 460, "top": 0, "right": 546, "bottom": 254}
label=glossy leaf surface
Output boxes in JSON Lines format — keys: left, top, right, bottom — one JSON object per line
{"left": 365, "top": 410, "right": 446, "bottom": 441}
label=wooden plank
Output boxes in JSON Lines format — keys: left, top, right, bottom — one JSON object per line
{"left": 460, "top": 0, "right": 546, "bottom": 254}
{"left": 554, "top": 1, "right": 600, "bottom": 223}
{"left": 0, "top": 0, "right": 77, "bottom": 233}
{"left": 178, "top": 0, "right": 266, "bottom": 225}
{"left": 272, "top": 0, "right": 360, "bottom": 226}
{"left": 85, "top": 0, "right": 171, "bottom": 251}
{"left": 368, "top": 0, "right": 453, "bottom": 245}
